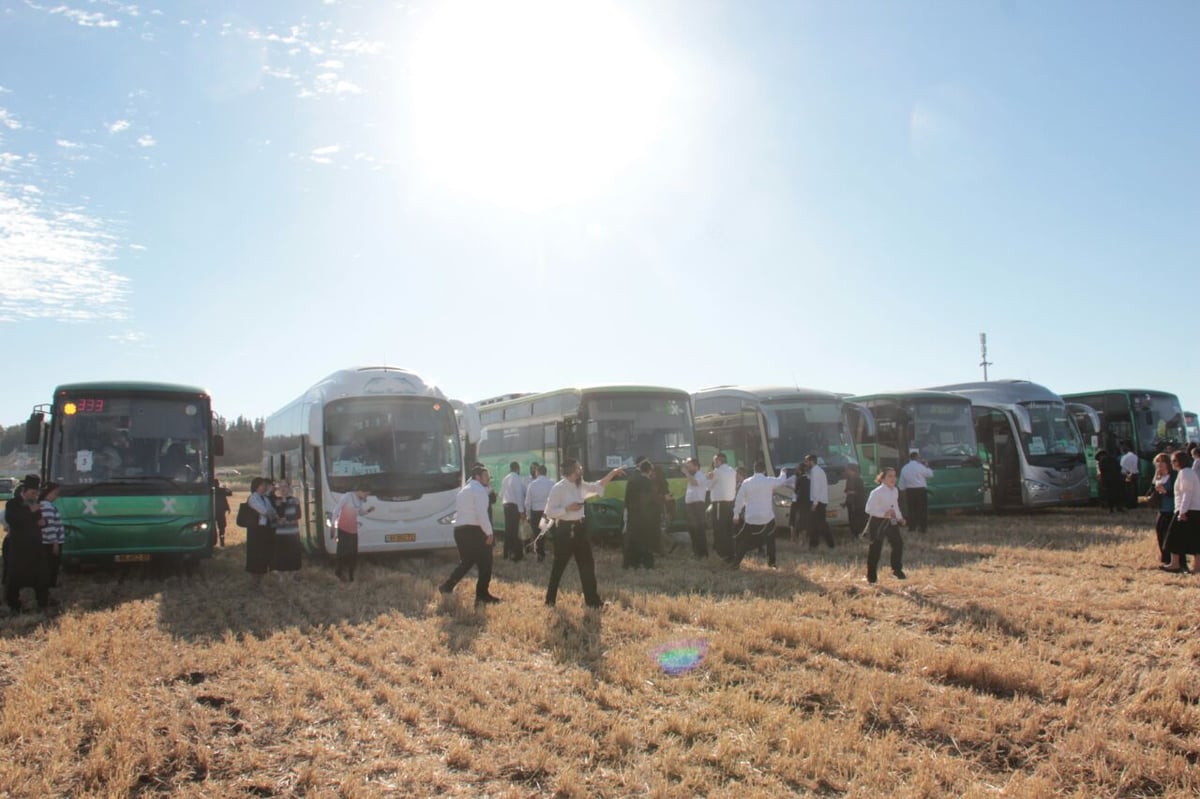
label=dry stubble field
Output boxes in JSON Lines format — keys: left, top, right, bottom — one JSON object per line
{"left": 2, "top": 500, "right": 1199, "bottom": 798}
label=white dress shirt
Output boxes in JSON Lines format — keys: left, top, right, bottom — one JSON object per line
{"left": 865, "top": 484, "right": 904, "bottom": 521}
{"left": 709, "top": 463, "right": 737, "bottom": 502}
{"left": 524, "top": 475, "right": 554, "bottom": 513}
{"left": 685, "top": 469, "right": 710, "bottom": 504}
{"left": 1119, "top": 451, "right": 1138, "bottom": 478}
{"left": 1175, "top": 467, "right": 1200, "bottom": 516}
{"left": 733, "top": 472, "right": 790, "bottom": 525}
{"left": 808, "top": 463, "right": 829, "bottom": 505}
{"left": 898, "top": 460, "right": 934, "bottom": 490}
{"left": 500, "top": 471, "right": 526, "bottom": 512}
{"left": 545, "top": 478, "right": 606, "bottom": 521}
{"left": 455, "top": 479, "right": 494, "bottom": 535}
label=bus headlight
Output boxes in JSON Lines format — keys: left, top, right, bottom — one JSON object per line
{"left": 184, "top": 521, "right": 210, "bottom": 536}
{"left": 773, "top": 495, "right": 792, "bottom": 508}
{"left": 1023, "top": 479, "right": 1051, "bottom": 494}
{"left": 438, "top": 513, "right": 457, "bottom": 525}
{"left": 325, "top": 512, "right": 334, "bottom": 529}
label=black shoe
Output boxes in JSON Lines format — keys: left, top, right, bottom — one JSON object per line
{"left": 866, "top": 573, "right": 878, "bottom": 584}
{"left": 893, "top": 570, "right": 907, "bottom": 580}
{"left": 1160, "top": 566, "right": 1184, "bottom": 573}
{"left": 476, "top": 594, "right": 501, "bottom": 605}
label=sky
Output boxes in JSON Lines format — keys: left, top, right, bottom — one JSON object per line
{"left": 1, "top": 0, "right": 1198, "bottom": 426}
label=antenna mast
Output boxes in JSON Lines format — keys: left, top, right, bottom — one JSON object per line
{"left": 979, "top": 333, "right": 993, "bottom": 381}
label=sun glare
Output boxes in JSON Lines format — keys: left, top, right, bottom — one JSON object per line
{"left": 408, "top": 0, "right": 672, "bottom": 210}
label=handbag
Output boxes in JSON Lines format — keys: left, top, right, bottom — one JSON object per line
{"left": 236, "top": 501, "right": 258, "bottom": 528}
{"left": 518, "top": 520, "right": 534, "bottom": 542}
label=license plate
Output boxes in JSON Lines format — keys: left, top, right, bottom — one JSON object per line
{"left": 115, "top": 553, "right": 151, "bottom": 563}
{"left": 385, "top": 533, "right": 416, "bottom": 543}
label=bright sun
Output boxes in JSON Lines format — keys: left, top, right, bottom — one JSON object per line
{"left": 408, "top": 0, "right": 673, "bottom": 210}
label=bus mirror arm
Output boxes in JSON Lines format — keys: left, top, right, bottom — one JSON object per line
{"left": 212, "top": 434, "right": 225, "bottom": 457}
{"left": 25, "top": 412, "right": 44, "bottom": 446}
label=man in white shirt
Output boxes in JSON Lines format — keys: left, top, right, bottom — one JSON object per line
{"left": 707, "top": 453, "right": 737, "bottom": 560}
{"left": 439, "top": 465, "right": 501, "bottom": 604}
{"left": 731, "top": 459, "right": 792, "bottom": 568}
{"left": 898, "top": 450, "right": 935, "bottom": 533}
{"left": 1119, "top": 444, "right": 1139, "bottom": 509}
{"left": 682, "top": 457, "right": 710, "bottom": 558}
{"left": 805, "top": 454, "right": 833, "bottom": 547}
{"left": 524, "top": 464, "right": 554, "bottom": 562}
{"left": 499, "top": 461, "right": 527, "bottom": 562}
{"left": 543, "top": 459, "right": 625, "bottom": 608}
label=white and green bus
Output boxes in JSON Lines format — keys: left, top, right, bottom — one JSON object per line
{"left": 472, "top": 386, "right": 696, "bottom": 543}
{"left": 262, "top": 367, "right": 466, "bottom": 554}
{"left": 691, "top": 386, "right": 876, "bottom": 530}
{"left": 25, "top": 381, "right": 222, "bottom": 568}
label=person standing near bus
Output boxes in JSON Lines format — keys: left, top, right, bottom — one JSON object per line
{"left": 708, "top": 454, "right": 737, "bottom": 560}
{"left": 1120, "top": 443, "right": 1139, "bottom": 509}
{"left": 246, "top": 477, "right": 278, "bottom": 586}
{"left": 1150, "top": 453, "right": 1177, "bottom": 568}
{"left": 499, "top": 462, "right": 527, "bottom": 562}
{"left": 864, "top": 467, "right": 907, "bottom": 583}
{"left": 843, "top": 463, "right": 868, "bottom": 538}
{"left": 898, "top": 450, "right": 935, "bottom": 533}
{"left": 271, "top": 481, "right": 303, "bottom": 579}
{"left": 439, "top": 465, "right": 501, "bottom": 604}
{"left": 214, "top": 478, "right": 233, "bottom": 547}
{"left": 38, "top": 482, "right": 65, "bottom": 589}
{"left": 525, "top": 464, "right": 554, "bottom": 562}
{"left": 1097, "top": 449, "right": 1124, "bottom": 512}
{"left": 4, "top": 476, "right": 51, "bottom": 613}
{"left": 623, "top": 460, "right": 658, "bottom": 569}
{"left": 682, "top": 457, "right": 710, "bottom": 558}
{"left": 331, "top": 484, "right": 374, "bottom": 582}
{"left": 789, "top": 461, "right": 811, "bottom": 543}
{"left": 544, "top": 460, "right": 625, "bottom": 608}
{"left": 806, "top": 454, "right": 834, "bottom": 547}
{"left": 730, "top": 460, "right": 791, "bottom": 568}
{"left": 1163, "top": 451, "right": 1200, "bottom": 573}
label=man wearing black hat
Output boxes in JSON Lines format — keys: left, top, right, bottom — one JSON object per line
{"left": 4, "top": 475, "right": 51, "bottom": 613}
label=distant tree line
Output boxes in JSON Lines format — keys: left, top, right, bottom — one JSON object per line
{"left": 0, "top": 415, "right": 265, "bottom": 466}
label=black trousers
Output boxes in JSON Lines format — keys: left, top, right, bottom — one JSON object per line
{"left": 546, "top": 520, "right": 601, "bottom": 607}
{"left": 808, "top": 502, "right": 833, "bottom": 548}
{"left": 732, "top": 519, "right": 776, "bottom": 567}
{"left": 789, "top": 501, "right": 810, "bottom": 541}
{"left": 1156, "top": 511, "right": 1173, "bottom": 564}
{"left": 528, "top": 511, "right": 546, "bottom": 558}
{"left": 623, "top": 514, "right": 656, "bottom": 569}
{"left": 335, "top": 530, "right": 358, "bottom": 580}
{"left": 685, "top": 502, "right": 708, "bottom": 557}
{"left": 502, "top": 503, "right": 523, "bottom": 561}
{"left": 442, "top": 525, "right": 494, "bottom": 599}
{"left": 1125, "top": 478, "right": 1139, "bottom": 510}
{"left": 43, "top": 544, "right": 61, "bottom": 588}
{"left": 865, "top": 516, "right": 904, "bottom": 580}
{"left": 904, "top": 488, "right": 929, "bottom": 532}
{"left": 848, "top": 506, "right": 867, "bottom": 539}
{"left": 712, "top": 501, "right": 734, "bottom": 560}
{"left": 1103, "top": 481, "right": 1124, "bottom": 512}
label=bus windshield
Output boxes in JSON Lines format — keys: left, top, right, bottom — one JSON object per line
{"left": 53, "top": 395, "right": 211, "bottom": 494}
{"left": 1018, "top": 401, "right": 1083, "bottom": 466}
{"left": 584, "top": 394, "right": 693, "bottom": 472}
{"left": 324, "top": 396, "right": 461, "bottom": 494}
{"left": 766, "top": 401, "right": 855, "bottom": 468}
{"left": 910, "top": 400, "right": 976, "bottom": 465}
{"left": 1134, "top": 394, "right": 1186, "bottom": 456}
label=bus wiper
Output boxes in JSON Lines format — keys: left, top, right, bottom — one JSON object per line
{"left": 75, "top": 476, "right": 187, "bottom": 494}
{"left": 118, "top": 476, "right": 189, "bottom": 491}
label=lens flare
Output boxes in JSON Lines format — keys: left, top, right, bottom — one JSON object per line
{"left": 651, "top": 638, "right": 708, "bottom": 675}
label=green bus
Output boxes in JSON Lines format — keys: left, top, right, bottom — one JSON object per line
{"left": 26, "top": 382, "right": 223, "bottom": 568}
{"left": 472, "top": 386, "right": 696, "bottom": 543}
{"left": 1061, "top": 390, "right": 1186, "bottom": 494}
{"left": 848, "top": 391, "right": 985, "bottom": 512}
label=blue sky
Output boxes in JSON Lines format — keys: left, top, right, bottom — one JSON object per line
{"left": 1, "top": 0, "right": 1198, "bottom": 426}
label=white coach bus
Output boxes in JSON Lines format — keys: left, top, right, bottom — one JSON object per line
{"left": 263, "top": 367, "right": 465, "bottom": 554}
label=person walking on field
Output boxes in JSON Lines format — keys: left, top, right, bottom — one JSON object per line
{"left": 499, "top": 461, "right": 527, "bottom": 562}
{"left": 806, "top": 454, "right": 834, "bottom": 548}
{"left": 543, "top": 460, "right": 625, "bottom": 608}
{"left": 682, "top": 457, "right": 710, "bottom": 558}
{"left": 524, "top": 464, "right": 554, "bottom": 562}
{"left": 1149, "top": 453, "right": 1178, "bottom": 569}
{"left": 623, "top": 460, "right": 659, "bottom": 569}
{"left": 331, "top": 484, "right": 374, "bottom": 582}
{"left": 440, "top": 465, "right": 501, "bottom": 604}
{"left": 864, "top": 467, "right": 907, "bottom": 584}
{"left": 1162, "top": 451, "right": 1200, "bottom": 573}
{"left": 708, "top": 454, "right": 737, "bottom": 560}
{"left": 899, "top": 450, "right": 935, "bottom": 533}
{"left": 1120, "top": 443, "right": 1140, "bottom": 509}
{"left": 730, "top": 460, "right": 791, "bottom": 568}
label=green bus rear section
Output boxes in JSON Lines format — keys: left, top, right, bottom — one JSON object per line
{"left": 56, "top": 494, "right": 215, "bottom": 561}
{"left": 1063, "top": 389, "right": 1186, "bottom": 495}
{"left": 855, "top": 447, "right": 985, "bottom": 512}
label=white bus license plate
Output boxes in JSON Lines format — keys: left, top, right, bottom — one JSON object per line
{"left": 115, "top": 553, "right": 151, "bottom": 563}
{"left": 386, "top": 533, "right": 416, "bottom": 543}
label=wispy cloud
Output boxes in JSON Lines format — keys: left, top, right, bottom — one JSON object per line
{"left": 55, "top": 139, "right": 83, "bottom": 149}
{"left": 0, "top": 108, "right": 21, "bottom": 130}
{"left": 0, "top": 181, "right": 130, "bottom": 322}
{"left": 25, "top": 2, "right": 121, "bottom": 28}
{"left": 107, "top": 330, "right": 146, "bottom": 344}
{"left": 309, "top": 144, "right": 340, "bottom": 164}
{"left": 136, "top": 135, "right": 156, "bottom": 147}
{"left": 107, "top": 119, "right": 131, "bottom": 134}
{"left": 313, "top": 73, "right": 363, "bottom": 96}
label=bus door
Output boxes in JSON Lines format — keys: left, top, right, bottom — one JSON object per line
{"left": 973, "top": 407, "right": 1020, "bottom": 509}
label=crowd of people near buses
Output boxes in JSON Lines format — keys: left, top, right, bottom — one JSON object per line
{"left": 5, "top": 441, "right": 1199, "bottom": 614}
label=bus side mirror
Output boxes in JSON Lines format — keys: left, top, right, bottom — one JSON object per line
{"left": 25, "top": 413, "right": 43, "bottom": 446}
{"left": 212, "top": 434, "right": 225, "bottom": 457}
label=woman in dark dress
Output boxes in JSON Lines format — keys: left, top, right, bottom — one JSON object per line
{"left": 271, "top": 480, "right": 303, "bottom": 578}
{"left": 245, "top": 477, "right": 277, "bottom": 585}
{"left": 1163, "top": 451, "right": 1200, "bottom": 573}
{"left": 1149, "top": 453, "right": 1177, "bottom": 568}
